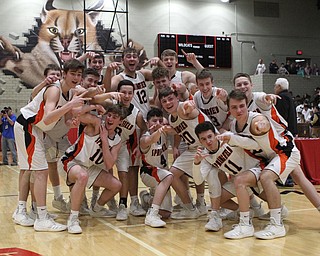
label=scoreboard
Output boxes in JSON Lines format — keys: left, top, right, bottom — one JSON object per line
{"left": 158, "top": 33, "right": 232, "bottom": 68}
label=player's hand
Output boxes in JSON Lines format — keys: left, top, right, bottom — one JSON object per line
{"left": 265, "top": 93, "right": 281, "bottom": 105}
{"left": 182, "top": 100, "right": 196, "bottom": 115}
{"left": 215, "top": 88, "right": 228, "bottom": 102}
{"left": 216, "top": 132, "right": 231, "bottom": 145}
{"left": 45, "top": 75, "right": 60, "bottom": 85}
{"left": 109, "top": 92, "right": 123, "bottom": 102}
{"left": 194, "top": 146, "right": 209, "bottom": 165}
{"left": 100, "top": 122, "right": 109, "bottom": 140}
{"left": 71, "top": 91, "right": 92, "bottom": 108}
{"left": 107, "top": 62, "right": 122, "bottom": 72}
{"left": 181, "top": 49, "right": 197, "bottom": 64}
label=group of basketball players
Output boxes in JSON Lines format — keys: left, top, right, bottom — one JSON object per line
{"left": 11, "top": 47, "right": 320, "bottom": 239}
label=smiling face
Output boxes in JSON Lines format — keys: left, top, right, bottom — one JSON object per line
{"left": 63, "top": 69, "right": 83, "bottom": 87}
{"left": 197, "top": 77, "right": 213, "bottom": 99}
{"left": 89, "top": 57, "right": 104, "bottom": 73}
{"left": 82, "top": 74, "right": 99, "bottom": 88}
{"left": 104, "top": 111, "right": 122, "bottom": 131}
{"left": 122, "top": 52, "right": 139, "bottom": 74}
{"left": 159, "top": 92, "right": 179, "bottom": 115}
{"left": 119, "top": 84, "right": 134, "bottom": 107}
{"left": 162, "top": 55, "right": 178, "bottom": 73}
{"left": 154, "top": 76, "right": 170, "bottom": 91}
{"left": 234, "top": 76, "right": 253, "bottom": 100}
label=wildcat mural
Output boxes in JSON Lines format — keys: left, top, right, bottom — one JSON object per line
{"left": 0, "top": 0, "right": 147, "bottom": 88}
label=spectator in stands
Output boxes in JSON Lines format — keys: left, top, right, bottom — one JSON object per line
{"left": 284, "top": 60, "right": 291, "bottom": 73}
{"left": 297, "top": 65, "right": 305, "bottom": 77}
{"left": 290, "top": 62, "right": 298, "bottom": 74}
{"left": 312, "top": 64, "right": 319, "bottom": 76}
{"left": 278, "top": 63, "right": 289, "bottom": 75}
{"left": 254, "top": 58, "right": 266, "bottom": 75}
{"left": 269, "top": 59, "right": 279, "bottom": 74}
{"left": 309, "top": 105, "right": 320, "bottom": 137}
{"left": 0, "top": 107, "right": 17, "bottom": 166}
{"left": 304, "top": 63, "right": 312, "bottom": 78}
{"left": 302, "top": 101, "right": 312, "bottom": 122}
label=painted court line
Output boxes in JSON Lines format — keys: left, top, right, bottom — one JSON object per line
{"left": 98, "top": 218, "right": 167, "bottom": 256}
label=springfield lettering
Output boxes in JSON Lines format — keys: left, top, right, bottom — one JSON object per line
{"left": 212, "top": 146, "right": 233, "bottom": 168}
{"left": 173, "top": 121, "right": 188, "bottom": 134}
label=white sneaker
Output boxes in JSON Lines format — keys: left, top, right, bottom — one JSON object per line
{"left": 13, "top": 208, "right": 34, "bottom": 227}
{"left": 171, "top": 207, "right": 200, "bottom": 220}
{"left": 29, "top": 207, "right": 58, "bottom": 220}
{"left": 254, "top": 217, "right": 286, "bottom": 239}
{"left": 67, "top": 215, "right": 82, "bottom": 234}
{"left": 107, "top": 198, "right": 119, "bottom": 215}
{"left": 258, "top": 204, "right": 289, "bottom": 220}
{"left": 89, "top": 207, "right": 116, "bottom": 218}
{"left": 224, "top": 220, "right": 254, "bottom": 239}
{"left": 52, "top": 195, "right": 69, "bottom": 213}
{"left": 116, "top": 204, "right": 128, "bottom": 221}
{"left": 145, "top": 208, "right": 166, "bottom": 228}
{"left": 218, "top": 208, "right": 234, "bottom": 220}
{"left": 195, "top": 199, "right": 208, "bottom": 217}
{"left": 139, "top": 190, "right": 152, "bottom": 212}
{"left": 129, "top": 199, "right": 146, "bottom": 216}
{"left": 251, "top": 201, "right": 265, "bottom": 218}
{"left": 34, "top": 215, "right": 66, "bottom": 232}
{"left": 205, "top": 211, "right": 222, "bottom": 231}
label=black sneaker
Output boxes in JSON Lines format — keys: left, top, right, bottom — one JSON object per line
{"left": 0, "top": 162, "right": 9, "bottom": 165}
{"left": 10, "top": 163, "right": 18, "bottom": 166}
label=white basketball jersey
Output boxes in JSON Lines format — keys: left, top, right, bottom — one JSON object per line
{"left": 250, "top": 115, "right": 298, "bottom": 160}
{"left": 171, "top": 71, "right": 183, "bottom": 83}
{"left": 201, "top": 142, "right": 261, "bottom": 177}
{"left": 249, "top": 92, "right": 288, "bottom": 128}
{"left": 169, "top": 104, "right": 211, "bottom": 149}
{"left": 230, "top": 111, "right": 297, "bottom": 161}
{"left": 62, "top": 132, "right": 121, "bottom": 170}
{"left": 115, "top": 103, "right": 139, "bottom": 142}
{"left": 120, "top": 71, "right": 150, "bottom": 119}
{"left": 193, "top": 88, "right": 228, "bottom": 129}
{"left": 141, "top": 131, "right": 169, "bottom": 169}
{"left": 20, "top": 81, "right": 70, "bottom": 132}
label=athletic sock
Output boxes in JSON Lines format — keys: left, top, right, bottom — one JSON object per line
{"left": 270, "top": 208, "right": 282, "bottom": 225}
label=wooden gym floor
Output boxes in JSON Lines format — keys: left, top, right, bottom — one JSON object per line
{"left": 0, "top": 163, "right": 320, "bottom": 256}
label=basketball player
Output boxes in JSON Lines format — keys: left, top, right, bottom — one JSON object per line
{"left": 61, "top": 104, "right": 125, "bottom": 233}
{"left": 223, "top": 90, "right": 300, "bottom": 239}
{"left": 13, "top": 59, "right": 90, "bottom": 232}
{"left": 158, "top": 87, "right": 212, "bottom": 219}
{"left": 102, "top": 48, "right": 163, "bottom": 216}
{"left": 194, "top": 121, "right": 264, "bottom": 233}
{"left": 91, "top": 79, "right": 148, "bottom": 220}
{"left": 193, "top": 69, "right": 228, "bottom": 131}
{"left": 140, "top": 108, "right": 173, "bottom": 228}
{"left": 161, "top": 49, "right": 203, "bottom": 88}
{"left": 231, "top": 73, "right": 320, "bottom": 220}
